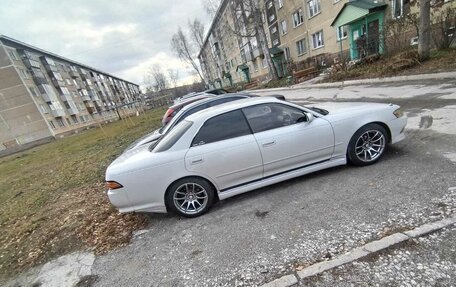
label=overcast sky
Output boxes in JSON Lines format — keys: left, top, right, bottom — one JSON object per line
{"left": 0, "top": 0, "right": 212, "bottom": 89}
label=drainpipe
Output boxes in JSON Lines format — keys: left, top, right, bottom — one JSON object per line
{"left": 365, "top": 17, "right": 369, "bottom": 57}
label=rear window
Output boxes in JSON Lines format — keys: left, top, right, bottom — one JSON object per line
{"left": 153, "top": 121, "right": 193, "bottom": 152}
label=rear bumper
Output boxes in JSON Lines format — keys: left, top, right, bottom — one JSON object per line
{"left": 388, "top": 116, "right": 407, "bottom": 144}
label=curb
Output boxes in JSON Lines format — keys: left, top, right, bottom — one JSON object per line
{"left": 260, "top": 215, "right": 456, "bottom": 287}
{"left": 252, "top": 71, "right": 456, "bottom": 93}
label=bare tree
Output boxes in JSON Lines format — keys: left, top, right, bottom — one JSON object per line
{"left": 148, "top": 64, "right": 168, "bottom": 92}
{"left": 231, "top": 0, "right": 279, "bottom": 80}
{"left": 419, "top": 0, "right": 431, "bottom": 60}
{"left": 189, "top": 19, "right": 206, "bottom": 50}
{"left": 167, "top": 69, "right": 179, "bottom": 88}
{"left": 202, "top": 0, "right": 221, "bottom": 17}
{"left": 171, "top": 27, "right": 205, "bottom": 84}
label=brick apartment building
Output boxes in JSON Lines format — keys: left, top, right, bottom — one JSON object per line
{"left": 0, "top": 35, "right": 142, "bottom": 154}
{"left": 199, "top": 0, "right": 455, "bottom": 88}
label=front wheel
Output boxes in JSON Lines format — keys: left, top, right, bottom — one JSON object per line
{"left": 347, "top": 123, "right": 388, "bottom": 166}
{"left": 166, "top": 177, "right": 215, "bottom": 218}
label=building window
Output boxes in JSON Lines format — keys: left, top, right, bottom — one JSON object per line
{"left": 280, "top": 20, "right": 287, "bottom": 35}
{"left": 337, "top": 26, "right": 348, "bottom": 40}
{"left": 71, "top": 115, "right": 79, "bottom": 124}
{"left": 18, "top": 68, "right": 28, "bottom": 80}
{"left": 392, "top": 0, "right": 409, "bottom": 18}
{"left": 39, "top": 104, "right": 48, "bottom": 114}
{"left": 66, "top": 118, "right": 72, "bottom": 126}
{"left": 277, "top": 0, "right": 284, "bottom": 8}
{"left": 296, "top": 39, "right": 307, "bottom": 56}
{"left": 7, "top": 50, "right": 19, "bottom": 61}
{"left": 269, "top": 14, "right": 275, "bottom": 23}
{"left": 308, "top": 0, "right": 321, "bottom": 18}
{"left": 49, "top": 121, "right": 56, "bottom": 129}
{"left": 267, "top": 1, "right": 273, "bottom": 9}
{"left": 292, "top": 9, "right": 304, "bottom": 27}
{"left": 262, "top": 58, "right": 268, "bottom": 68}
{"left": 312, "top": 30, "right": 325, "bottom": 48}
{"left": 56, "top": 118, "right": 65, "bottom": 127}
{"left": 79, "top": 116, "right": 85, "bottom": 123}
{"left": 284, "top": 47, "right": 291, "bottom": 60}
{"left": 65, "top": 79, "right": 72, "bottom": 86}
{"left": 29, "top": 86, "right": 39, "bottom": 97}
{"left": 273, "top": 38, "right": 280, "bottom": 46}
{"left": 271, "top": 26, "right": 278, "bottom": 34}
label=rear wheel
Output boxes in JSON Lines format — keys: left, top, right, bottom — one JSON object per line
{"left": 166, "top": 177, "right": 215, "bottom": 218}
{"left": 347, "top": 124, "right": 388, "bottom": 166}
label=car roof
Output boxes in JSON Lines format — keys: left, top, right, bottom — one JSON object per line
{"left": 185, "top": 96, "right": 282, "bottom": 123}
{"left": 170, "top": 94, "right": 211, "bottom": 109}
{"left": 178, "top": 93, "right": 251, "bottom": 112}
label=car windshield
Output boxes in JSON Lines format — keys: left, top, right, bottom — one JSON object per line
{"left": 152, "top": 120, "right": 193, "bottom": 152}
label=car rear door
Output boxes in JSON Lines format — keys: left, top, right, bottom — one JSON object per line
{"left": 242, "top": 103, "right": 334, "bottom": 178}
{"left": 185, "top": 109, "right": 263, "bottom": 191}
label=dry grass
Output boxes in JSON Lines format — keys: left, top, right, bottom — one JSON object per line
{"left": 0, "top": 107, "right": 165, "bottom": 280}
{"left": 326, "top": 48, "right": 456, "bottom": 82}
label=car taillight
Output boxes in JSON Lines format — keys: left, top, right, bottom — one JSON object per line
{"left": 106, "top": 181, "right": 123, "bottom": 190}
{"left": 164, "top": 108, "right": 175, "bottom": 118}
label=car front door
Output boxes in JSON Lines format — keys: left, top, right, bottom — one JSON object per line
{"left": 185, "top": 109, "right": 263, "bottom": 191}
{"left": 242, "top": 103, "right": 334, "bottom": 178}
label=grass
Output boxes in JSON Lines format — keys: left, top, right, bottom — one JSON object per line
{"left": 0, "top": 107, "right": 166, "bottom": 280}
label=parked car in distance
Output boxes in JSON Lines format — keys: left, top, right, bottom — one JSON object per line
{"left": 106, "top": 97, "right": 407, "bottom": 218}
{"left": 204, "top": 88, "right": 228, "bottom": 95}
{"left": 162, "top": 94, "right": 211, "bottom": 126}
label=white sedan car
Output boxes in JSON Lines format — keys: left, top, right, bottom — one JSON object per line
{"left": 106, "top": 97, "right": 407, "bottom": 217}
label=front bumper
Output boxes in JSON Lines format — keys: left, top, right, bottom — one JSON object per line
{"left": 388, "top": 116, "right": 408, "bottom": 144}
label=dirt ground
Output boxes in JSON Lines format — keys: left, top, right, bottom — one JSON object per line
{"left": 326, "top": 48, "right": 456, "bottom": 82}
{"left": 0, "top": 108, "right": 164, "bottom": 281}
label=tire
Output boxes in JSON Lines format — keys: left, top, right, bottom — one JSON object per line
{"left": 347, "top": 123, "right": 388, "bottom": 166}
{"left": 165, "top": 177, "right": 215, "bottom": 218}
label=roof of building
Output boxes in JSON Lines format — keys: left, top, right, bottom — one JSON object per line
{"left": 0, "top": 35, "right": 139, "bottom": 87}
{"left": 331, "top": 0, "right": 387, "bottom": 27}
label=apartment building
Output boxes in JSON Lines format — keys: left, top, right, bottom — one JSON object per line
{"left": 199, "top": 0, "right": 455, "bottom": 88}
{"left": 0, "top": 35, "right": 142, "bottom": 153}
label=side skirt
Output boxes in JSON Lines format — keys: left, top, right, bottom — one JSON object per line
{"left": 218, "top": 157, "right": 347, "bottom": 201}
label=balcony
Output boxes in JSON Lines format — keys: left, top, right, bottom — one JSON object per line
{"left": 81, "top": 95, "right": 91, "bottom": 101}
{"left": 50, "top": 109, "right": 66, "bottom": 118}
{"left": 30, "top": 69, "right": 47, "bottom": 85}
{"left": 22, "top": 58, "right": 41, "bottom": 69}
{"left": 86, "top": 106, "right": 96, "bottom": 114}
{"left": 52, "top": 79, "right": 65, "bottom": 87}
{"left": 67, "top": 106, "right": 79, "bottom": 115}
{"left": 44, "top": 64, "right": 58, "bottom": 73}
{"left": 69, "top": 70, "right": 79, "bottom": 78}
{"left": 60, "top": 94, "right": 72, "bottom": 102}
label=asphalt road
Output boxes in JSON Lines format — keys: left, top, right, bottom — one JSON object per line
{"left": 92, "top": 79, "right": 456, "bottom": 287}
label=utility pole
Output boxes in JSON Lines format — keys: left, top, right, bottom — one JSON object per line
{"left": 418, "top": 0, "right": 431, "bottom": 60}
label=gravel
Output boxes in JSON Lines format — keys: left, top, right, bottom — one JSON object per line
{"left": 300, "top": 225, "right": 456, "bottom": 287}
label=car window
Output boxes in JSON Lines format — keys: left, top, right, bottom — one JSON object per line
{"left": 242, "top": 103, "right": 307, "bottom": 133}
{"left": 191, "top": 110, "right": 251, "bottom": 147}
{"left": 153, "top": 121, "right": 193, "bottom": 152}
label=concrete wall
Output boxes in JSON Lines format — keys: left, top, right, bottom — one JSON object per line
{"left": 0, "top": 44, "right": 51, "bottom": 151}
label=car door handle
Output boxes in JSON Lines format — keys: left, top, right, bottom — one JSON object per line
{"left": 191, "top": 158, "right": 204, "bottom": 165}
{"left": 262, "top": 140, "right": 276, "bottom": 147}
